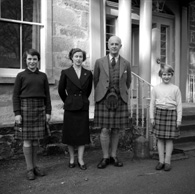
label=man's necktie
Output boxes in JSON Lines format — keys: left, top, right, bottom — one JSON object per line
{"left": 111, "top": 57, "right": 116, "bottom": 67}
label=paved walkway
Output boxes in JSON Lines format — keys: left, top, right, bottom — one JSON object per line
{"left": 0, "top": 149, "right": 195, "bottom": 194}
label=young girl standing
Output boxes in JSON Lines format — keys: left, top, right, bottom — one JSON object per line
{"left": 150, "top": 64, "right": 182, "bottom": 171}
{"left": 13, "top": 49, "right": 52, "bottom": 180}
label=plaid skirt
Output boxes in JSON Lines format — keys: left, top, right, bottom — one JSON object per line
{"left": 153, "top": 108, "right": 180, "bottom": 139}
{"left": 14, "top": 98, "right": 46, "bottom": 140}
{"left": 94, "top": 96, "right": 129, "bottom": 129}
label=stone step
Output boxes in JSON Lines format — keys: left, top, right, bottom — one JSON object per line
{"left": 179, "top": 128, "right": 195, "bottom": 137}
{"left": 175, "top": 135, "right": 195, "bottom": 144}
{"left": 174, "top": 141, "right": 195, "bottom": 152}
{"left": 177, "top": 105, "right": 195, "bottom": 146}
{"left": 182, "top": 114, "right": 195, "bottom": 121}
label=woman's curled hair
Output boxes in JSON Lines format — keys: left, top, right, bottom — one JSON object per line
{"left": 69, "top": 48, "right": 86, "bottom": 62}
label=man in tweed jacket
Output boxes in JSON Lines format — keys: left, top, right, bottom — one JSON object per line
{"left": 94, "top": 36, "right": 131, "bottom": 169}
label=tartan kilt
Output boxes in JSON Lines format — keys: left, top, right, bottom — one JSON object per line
{"left": 14, "top": 98, "right": 46, "bottom": 140}
{"left": 153, "top": 108, "right": 180, "bottom": 139}
{"left": 94, "top": 96, "right": 129, "bottom": 129}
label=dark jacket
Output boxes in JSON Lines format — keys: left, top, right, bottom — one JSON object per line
{"left": 58, "top": 66, "right": 93, "bottom": 111}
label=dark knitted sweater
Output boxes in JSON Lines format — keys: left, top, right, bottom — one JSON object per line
{"left": 13, "top": 68, "right": 52, "bottom": 115}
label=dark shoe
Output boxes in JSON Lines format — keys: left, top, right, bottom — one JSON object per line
{"left": 164, "top": 163, "right": 171, "bottom": 171}
{"left": 110, "top": 157, "right": 123, "bottom": 167}
{"left": 77, "top": 161, "right": 87, "bottom": 170}
{"left": 155, "top": 162, "right": 164, "bottom": 170}
{"left": 34, "top": 167, "right": 45, "bottom": 176}
{"left": 68, "top": 162, "right": 76, "bottom": 168}
{"left": 27, "top": 169, "right": 35, "bottom": 180}
{"left": 97, "top": 158, "right": 110, "bottom": 169}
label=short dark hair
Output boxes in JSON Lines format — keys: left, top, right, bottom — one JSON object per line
{"left": 23, "top": 49, "right": 40, "bottom": 62}
{"left": 69, "top": 48, "right": 86, "bottom": 62}
{"left": 158, "top": 64, "right": 174, "bottom": 77}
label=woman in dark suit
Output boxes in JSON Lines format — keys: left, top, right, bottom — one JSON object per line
{"left": 58, "top": 48, "right": 93, "bottom": 170}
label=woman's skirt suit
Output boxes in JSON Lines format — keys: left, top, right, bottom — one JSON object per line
{"left": 58, "top": 66, "right": 93, "bottom": 146}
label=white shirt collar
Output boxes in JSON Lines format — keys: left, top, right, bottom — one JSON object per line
{"left": 109, "top": 54, "right": 119, "bottom": 62}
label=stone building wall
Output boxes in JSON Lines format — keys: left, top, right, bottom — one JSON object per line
{"left": 50, "top": 0, "right": 92, "bottom": 123}
{"left": 0, "top": 0, "right": 91, "bottom": 126}
{"left": 0, "top": 0, "right": 94, "bottom": 159}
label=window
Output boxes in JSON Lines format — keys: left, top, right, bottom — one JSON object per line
{"left": 106, "top": 17, "right": 116, "bottom": 55}
{"left": 160, "top": 25, "right": 168, "bottom": 65}
{"left": 0, "top": 0, "right": 47, "bottom": 77}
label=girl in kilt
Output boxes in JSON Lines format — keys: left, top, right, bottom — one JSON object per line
{"left": 150, "top": 64, "right": 182, "bottom": 171}
{"left": 13, "top": 49, "right": 52, "bottom": 180}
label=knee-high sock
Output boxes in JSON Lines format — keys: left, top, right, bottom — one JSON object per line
{"left": 100, "top": 128, "right": 110, "bottom": 158}
{"left": 110, "top": 129, "right": 119, "bottom": 157}
{"left": 165, "top": 140, "right": 173, "bottom": 164}
{"left": 157, "top": 139, "right": 165, "bottom": 163}
{"left": 32, "top": 145, "right": 39, "bottom": 168}
{"left": 23, "top": 146, "right": 33, "bottom": 170}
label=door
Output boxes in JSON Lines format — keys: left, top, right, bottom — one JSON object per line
{"left": 151, "top": 16, "right": 174, "bottom": 86}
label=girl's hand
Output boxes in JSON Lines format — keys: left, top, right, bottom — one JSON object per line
{"left": 150, "top": 118, "right": 155, "bottom": 126}
{"left": 46, "top": 114, "right": 51, "bottom": 123}
{"left": 177, "top": 121, "right": 181, "bottom": 127}
{"left": 15, "top": 115, "right": 22, "bottom": 124}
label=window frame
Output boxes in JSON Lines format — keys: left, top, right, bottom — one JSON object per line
{"left": 0, "top": 0, "right": 52, "bottom": 83}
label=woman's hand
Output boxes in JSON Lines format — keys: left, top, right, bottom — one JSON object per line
{"left": 15, "top": 115, "right": 22, "bottom": 124}
{"left": 46, "top": 114, "right": 51, "bottom": 123}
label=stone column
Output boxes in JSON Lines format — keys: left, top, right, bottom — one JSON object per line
{"left": 139, "top": 0, "right": 152, "bottom": 83}
{"left": 139, "top": 0, "right": 152, "bottom": 145}
{"left": 89, "top": 0, "right": 106, "bottom": 117}
{"left": 118, "top": 0, "right": 132, "bottom": 62}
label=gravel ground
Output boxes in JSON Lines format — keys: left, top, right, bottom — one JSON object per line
{"left": 0, "top": 149, "right": 195, "bottom": 194}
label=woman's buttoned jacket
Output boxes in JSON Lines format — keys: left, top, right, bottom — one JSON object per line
{"left": 58, "top": 66, "right": 93, "bottom": 111}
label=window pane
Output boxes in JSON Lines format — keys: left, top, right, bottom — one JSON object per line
{"left": 0, "top": 22, "right": 20, "bottom": 68}
{"left": 161, "top": 34, "right": 166, "bottom": 41}
{"left": 22, "top": 24, "right": 40, "bottom": 68}
{"left": 1, "top": 0, "right": 21, "bottom": 20}
{"left": 23, "top": 0, "right": 41, "bottom": 23}
{"left": 0, "top": 22, "right": 41, "bottom": 69}
{"left": 161, "top": 56, "right": 166, "bottom": 64}
{"left": 161, "top": 49, "right": 166, "bottom": 56}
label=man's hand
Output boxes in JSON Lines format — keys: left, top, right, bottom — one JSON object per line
{"left": 15, "top": 115, "right": 22, "bottom": 124}
{"left": 150, "top": 118, "right": 155, "bottom": 126}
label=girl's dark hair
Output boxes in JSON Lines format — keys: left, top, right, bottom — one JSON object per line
{"left": 69, "top": 48, "right": 86, "bottom": 62}
{"left": 158, "top": 64, "right": 174, "bottom": 77}
{"left": 23, "top": 49, "right": 40, "bottom": 61}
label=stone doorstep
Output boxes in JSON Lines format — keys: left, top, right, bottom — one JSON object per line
{"left": 174, "top": 142, "right": 195, "bottom": 152}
